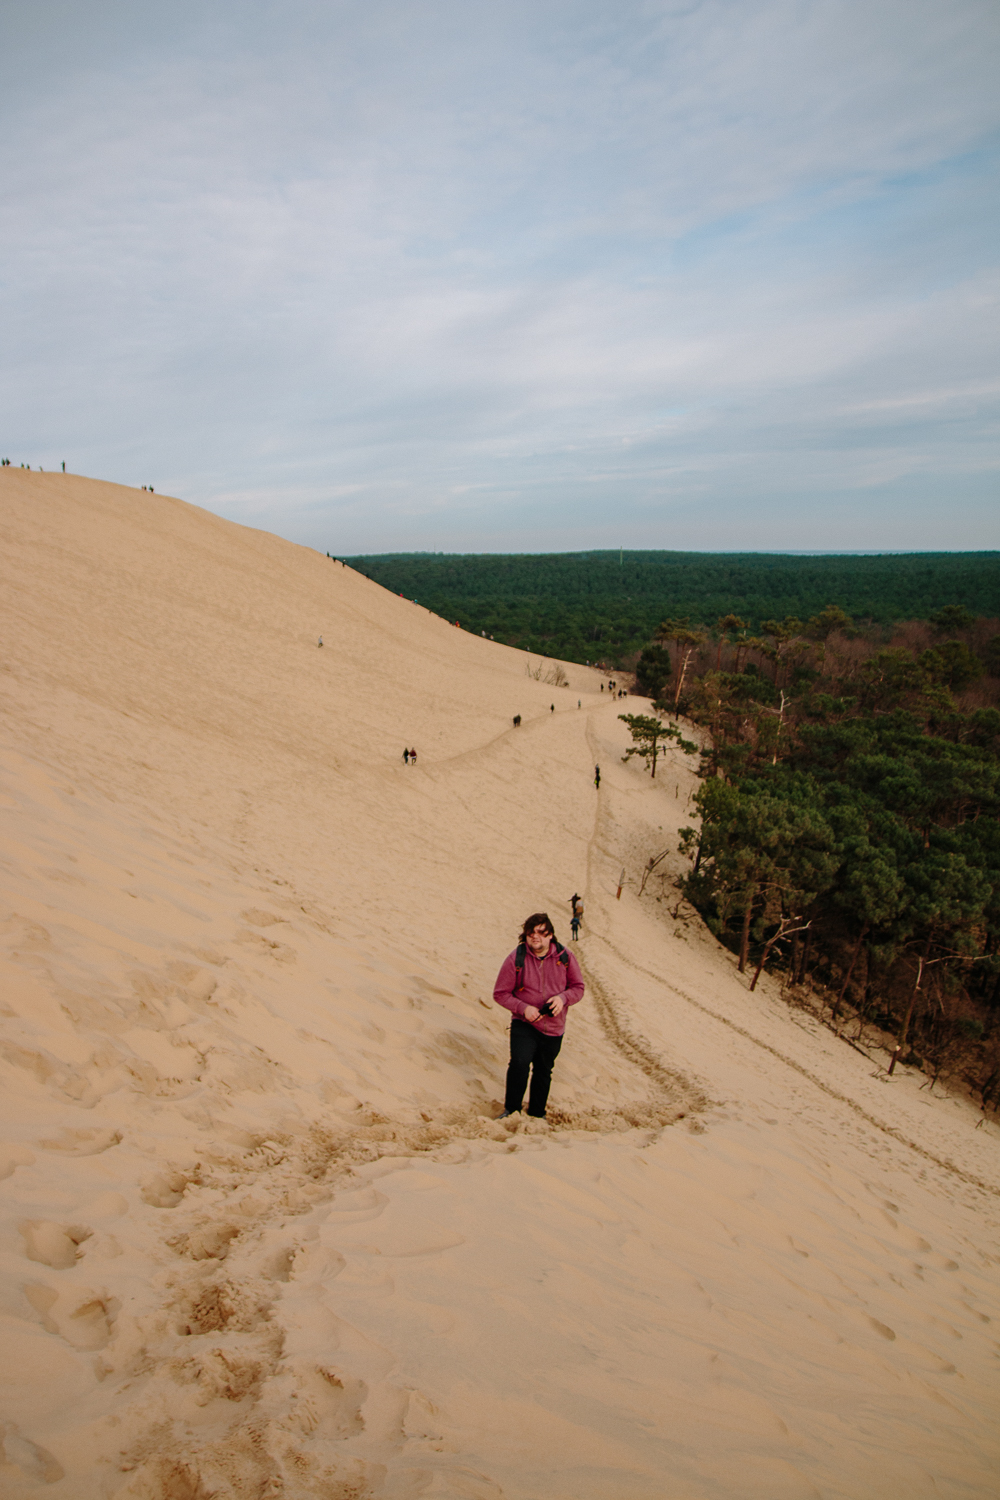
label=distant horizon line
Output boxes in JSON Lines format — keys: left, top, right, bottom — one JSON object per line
{"left": 343, "top": 548, "right": 1000, "bottom": 559}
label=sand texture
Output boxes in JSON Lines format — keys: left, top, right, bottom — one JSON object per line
{"left": 1, "top": 469, "right": 998, "bottom": 1500}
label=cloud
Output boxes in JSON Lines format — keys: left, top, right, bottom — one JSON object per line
{"left": 1, "top": 0, "right": 998, "bottom": 550}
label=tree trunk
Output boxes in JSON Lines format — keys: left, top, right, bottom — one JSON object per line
{"left": 674, "top": 649, "right": 693, "bottom": 708}
{"left": 888, "top": 934, "right": 933, "bottom": 1075}
{"left": 749, "top": 932, "right": 777, "bottom": 991}
{"left": 749, "top": 919, "right": 809, "bottom": 992}
{"left": 833, "top": 922, "right": 869, "bottom": 1023}
{"left": 738, "top": 892, "right": 754, "bottom": 973}
{"left": 799, "top": 924, "right": 813, "bottom": 985}
{"left": 772, "top": 691, "right": 786, "bottom": 766}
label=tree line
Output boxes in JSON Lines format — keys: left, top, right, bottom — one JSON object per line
{"left": 636, "top": 603, "right": 1000, "bottom": 1107}
{"left": 344, "top": 550, "right": 1000, "bottom": 667}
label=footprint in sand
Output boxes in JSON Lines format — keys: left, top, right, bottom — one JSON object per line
{"left": 140, "top": 1170, "right": 188, "bottom": 1207}
{"left": 404, "top": 1388, "right": 446, "bottom": 1442}
{"left": 286, "top": 1363, "right": 367, "bottom": 1439}
{"left": 0, "top": 1423, "right": 64, "bottom": 1484}
{"left": 167, "top": 1346, "right": 265, "bottom": 1404}
{"left": 20, "top": 1220, "right": 92, "bottom": 1269}
{"left": 258, "top": 1242, "right": 298, "bottom": 1281}
{"left": 239, "top": 908, "right": 288, "bottom": 927}
{"left": 410, "top": 1462, "right": 505, "bottom": 1498}
{"left": 324, "top": 1185, "right": 390, "bottom": 1223}
{"left": 0, "top": 1143, "right": 35, "bottom": 1179}
{"left": 168, "top": 1222, "right": 241, "bottom": 1261}
{"left": 23, "top": 1282, "right": 117, "bottom": 1349}
{"left": 0, "top": 1042, "right": 55, "bottom": 1083}
{"left": 1, "top": 917, "right": 52, "bottom": 952}
{"left": 39, "top": 865, "right": 85, "bottom": 886}
{"left": 235, "top": 928, "right": 297, "bottom": 964}
{"left": 173, "top": 1278, "right": 273, "bottom": 1337}
{"left": 38, "top": 1125, "right": 121, "bottom": 1155}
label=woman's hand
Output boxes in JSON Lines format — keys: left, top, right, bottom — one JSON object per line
{"left": 523, "top": 1005, "right": 541, "bottom": 1022}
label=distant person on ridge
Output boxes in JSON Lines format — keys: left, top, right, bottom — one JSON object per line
{"left": 570, "top": 913, "right": 581, "bottom": 941}
{"left": 493, "top": 913, "right": 584, "bottom": 1120}
{"left": 594, "top": 765, "right": 601, "bottom": 789}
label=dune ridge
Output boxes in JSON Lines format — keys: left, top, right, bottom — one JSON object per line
{"left": 1, "top": 470, "right": 998, "bottom": 1500}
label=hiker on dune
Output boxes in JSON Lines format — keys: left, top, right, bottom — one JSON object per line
{"left": 493, "top": 913, "right": 584, "bottom": 1120}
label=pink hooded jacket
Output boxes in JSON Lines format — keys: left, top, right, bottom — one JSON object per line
{"left": 493, "top": 940, "right": 585, "bottom": 1037}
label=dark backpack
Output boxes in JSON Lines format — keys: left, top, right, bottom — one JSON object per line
{"left": 513, "top": 939, "right": 570, "bottom": 994}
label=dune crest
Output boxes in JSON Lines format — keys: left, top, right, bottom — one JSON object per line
{"left": 1, "top": 470, "right": 998, "bottom": 1499}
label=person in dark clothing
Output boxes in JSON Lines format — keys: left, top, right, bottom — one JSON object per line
{"left": 493, "top": 913, "right": 584, "bottom": 1118}
{"left": 403, "top": 748, "right": 410, "bottom": 763}
{"left": 594, "top": 765, "right": 601, "bottom": 789}
{"left": 570, "top": 914, "right": 581, "bottom": 941}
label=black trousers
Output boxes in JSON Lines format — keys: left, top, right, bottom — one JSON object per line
{"left": 505, "top": 1019, "right": 563, "bottom": 1116}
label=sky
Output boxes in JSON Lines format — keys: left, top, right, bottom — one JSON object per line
{"left": 2, "top": 0, "right": 998, "bottom": 555}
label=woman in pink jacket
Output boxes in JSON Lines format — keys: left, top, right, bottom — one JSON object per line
{"left": 493, "top": 912, "right": 585, "bottom": 1119}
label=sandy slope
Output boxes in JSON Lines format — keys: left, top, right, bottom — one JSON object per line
{"left": 0, "top": 470, "right": 998, "bottom": 1500}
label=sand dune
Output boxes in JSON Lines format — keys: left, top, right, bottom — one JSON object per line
{"left": 1, "top": 470, "right": 998, "bottom": 1500}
